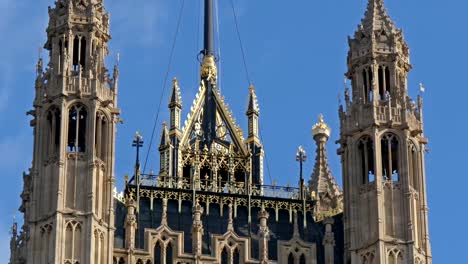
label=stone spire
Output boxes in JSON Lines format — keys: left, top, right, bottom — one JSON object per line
{"left": 246, "top": 85, "right": 260, "bottom": 143}
{"left": 159, "top": 122, "right": 170, "bottom": 149}
{"left": 309, "top": 115, "right": 343, "bottom": 220}
{"left": 169, "top": 78, "right": 182, "bottom": 110}
{"left": 360, "top": 0, "right": 396, "bottom": 34}
{"left": 246, "top": 85, "right": 259, "bottom": 115}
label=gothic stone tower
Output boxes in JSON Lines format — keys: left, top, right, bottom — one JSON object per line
{"left": 18, "top": 0, "right": 120, "bottom": 263}
{"left": 338, "top": 1, "right": 431, "bottom": 264}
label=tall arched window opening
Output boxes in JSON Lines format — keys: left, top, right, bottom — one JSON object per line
{"left": 165, "top": 243, "right": 173, "bottom": 264}
{"left": 58, "top": 39, "right": 63, "bottom": 72}
{"left": 288, "top": 253, "right": 295, "bottom": 264}
{"left": 385, "top": 67, "right": 391, "bottom": 95}
{"left": 72, "top": 36, "right": 80, "bottom": 71}
{"left": 221, "top": 247, "right": 229, "bottom": 264}
{"left": 67, "top": 104, "right": 87, "bottom": 153}
{"left": 409, "top": 143, "right": 419, "bottom": 189}
{"left": 358, "top": 136, "right": 375, "bottom": 184}
{"left": 233, "top": 248, "right": 240, "bottom": 264}
{"left": 80, "top": 37, "right": 86, "bottom": 69}
{"left": 381, "top": 134, "right": 399, "bottom": 181}
{"left": 46, "top": 107, "right": 61, "bottom": 157}
{"left": 300, "top": 254, "right": 306, "bottom": 264}
{"left": 362, "top": 69, "right": 369, "bottom": 103}
{"left": 154, "top": 242, "right": 162, "bottom": 264}
{"left": 378, "top": 66, "right": 385, "bottom": 100}
{"left": 95, "top": 112, "right": 108, "bottom": 161}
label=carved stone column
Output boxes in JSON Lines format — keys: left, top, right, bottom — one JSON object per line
{"left": 161, "top": 198, "right": 168, "bottom": 226}
{"left": 323, "top": 218, "right": 335, "bottom": 264}
{"left": 192, "top": 200, "right": 204, "bottom": 260}
{"left": 258, "top": 208, "right": 270, "bottom": 263}
{"left": 125, "top": 199, "right": 137, "bottom": 250}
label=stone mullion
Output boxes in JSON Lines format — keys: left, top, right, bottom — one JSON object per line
{"left": 373, "top": 129, "right": 384, "bottom": 241}
{"left": 399, "top": 134, "right": 412, "bottom": 242}
{"left": 418, "top": 143, "right": 432, "bottom": 262}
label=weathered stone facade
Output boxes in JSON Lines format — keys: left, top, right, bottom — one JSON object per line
{"left": 9, "top": 0, "right": 431, "bottom": 264}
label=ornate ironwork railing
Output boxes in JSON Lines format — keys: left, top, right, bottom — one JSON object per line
{"left": 138, "top": 174, "right": 301, "bottom": 200}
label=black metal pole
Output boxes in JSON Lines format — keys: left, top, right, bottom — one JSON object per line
{"left": 204, "top": 0, "right": 214, "bottom": 56}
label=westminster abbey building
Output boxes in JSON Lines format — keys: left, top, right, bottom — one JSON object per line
{"left": 9, "top": 0, "right": 432, "bottom": 263}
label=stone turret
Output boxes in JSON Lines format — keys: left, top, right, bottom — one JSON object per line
{"left": 339, "top": 1, "right": 432, "bottom": 263}
{"left": 15, "top": 1, "right": 120, "bottom": 263}
{"left": 309, "top": 115, "right": 343, "bottom": 220}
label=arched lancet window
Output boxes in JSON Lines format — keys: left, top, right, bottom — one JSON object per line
{"left": 146, "top": 260, "right": 152, "bottom": 264}
{"left": 118, "top": 257, "right": 125, "bottom": 264}
{"left": 165, "top": 243, "right": 173, "bottom": 264}
{"left": 288, "top": 252, "right": 295, "bottom": 264}
{"left": 233, "top": 248, "right": 240, "bottom": 264}
{"left": 73, "top": 36, "right": 80, "bottom": 70}
{"left": 358, "top": 136, "right": 375, "bottom": 184}
{"left": 67, "top": 104, "right": 87, "bottom": 153}
{"left": 58, "top": 39, "right": 63, "bottom": 71}
{"left": 154, "top": 242, "right": 162, "bottom": 264}
{"left": 381, "top": 134, "right": 399, "bottom": 181}
{"left": 221, "top": 247, "right": 229, "bottom": 264}
{"left": 95, "top": 112, "right": 108, "bottom": 161}
{"left": 385, "top": 67, "right": 391, "bottom": 95}
{"left": 46, "top": 107, "right": 61, "bottom": 156}
{"left": 362, "top": 68, "right": 369, "bottom": 103}
{"left": 300, "top": 254, "right": 306, "bottom": 264}
{"left": 388, "top": 252, "right": 396, "bottom": 264}
{"left": 136, "top": 259, "right": 143, "bottom": 264}
{"left": 80, "top": 37, "right": 86, "bottom": 69}
{"left": 408, "top": 142, "right": 419, "bottom": 189}
{"left": 378, "top": 66, "right": 385, "bottom": 100}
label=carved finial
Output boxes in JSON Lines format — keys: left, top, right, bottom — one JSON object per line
{"left": 247, "top": 84, "right": 260, "bottom": 114}
{"left": 312, "top": 114, "right": 331, "bottom": 138}
{"left": 161, "top": 198, "right": 168, "bottom": 226}
{"left": 227, "top": 203, "right": 234, "bottom": 231}
{"left": 169, "top": 77, "right": 182, "bottom": 108}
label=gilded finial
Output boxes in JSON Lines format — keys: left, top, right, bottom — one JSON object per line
{"left": 312, "top": 114, "right": 331, "bottom": 138}
{"left": 249, "top": 84, "right": 255, "bottom": 93}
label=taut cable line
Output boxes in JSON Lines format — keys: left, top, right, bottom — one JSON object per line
{"left": 142, "top": 0, "right": 186, "bottom": 175}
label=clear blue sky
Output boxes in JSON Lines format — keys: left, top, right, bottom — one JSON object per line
{"left": 1, "top": 0, "right": 467, "bottom": 262}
